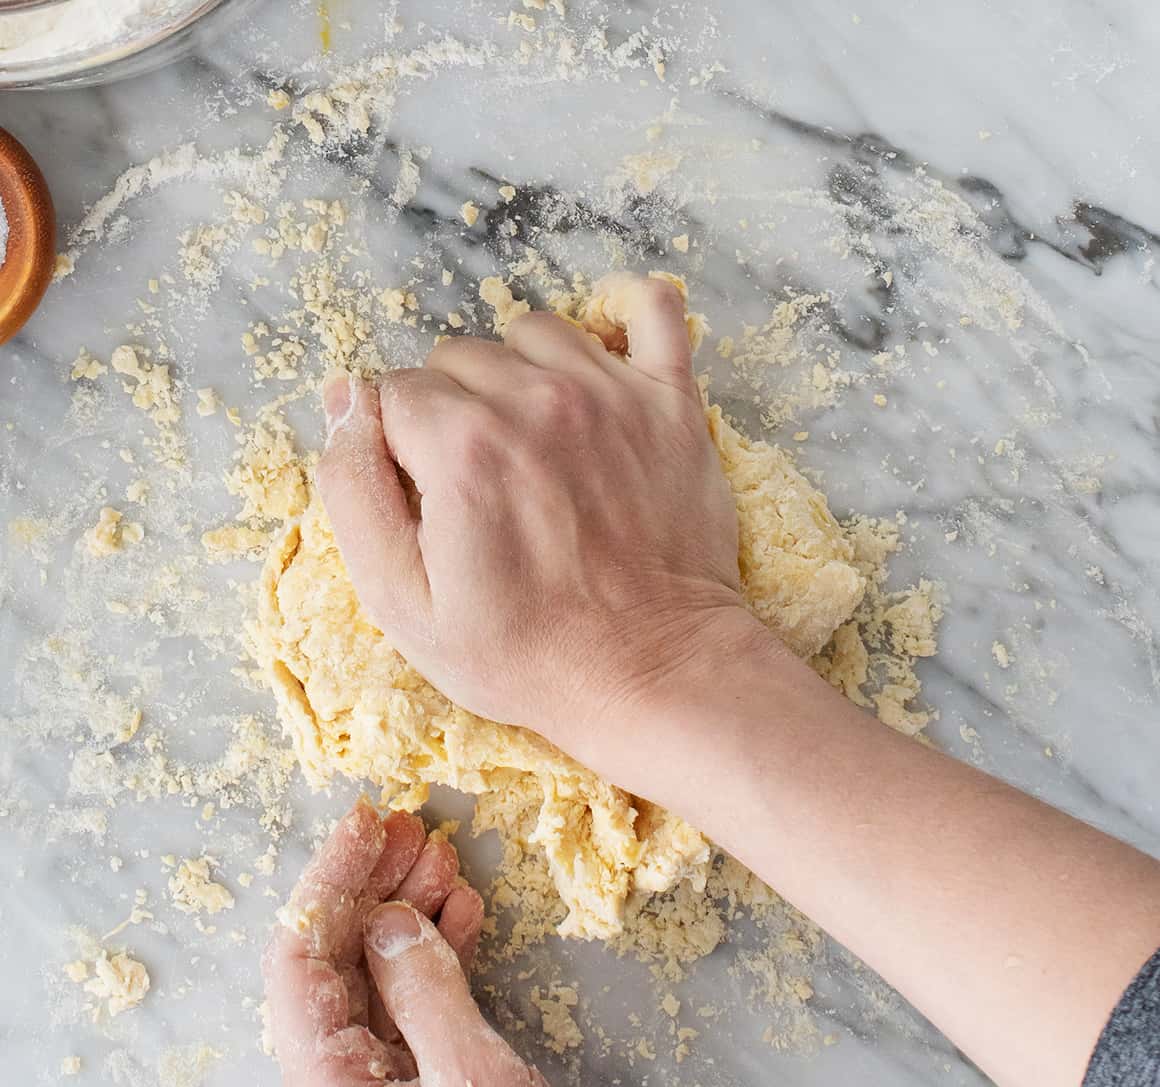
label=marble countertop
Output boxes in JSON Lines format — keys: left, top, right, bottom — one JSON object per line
{"left": 2, "top": 1, "right": 1158, "bottom": 1084}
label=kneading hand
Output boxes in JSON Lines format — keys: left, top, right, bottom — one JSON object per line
{"left": 317, "top": 275, "right": 754, "bottom": 770}
{"left": 264, "top": 801, "right": 546, "bottom": 1087}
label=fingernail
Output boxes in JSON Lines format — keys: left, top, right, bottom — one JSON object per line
{"left": 365, "top": 902, "right": 424, "bottom": 960}
{"left": 322, "top": 371, "right": 355, "bottom": 440}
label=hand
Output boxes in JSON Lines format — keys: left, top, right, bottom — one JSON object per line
{"left": 263, "top": 801, "right": 547, "bottom": 1087}
{"left": 317, "top": 274, "right": 754, "bottom": 768}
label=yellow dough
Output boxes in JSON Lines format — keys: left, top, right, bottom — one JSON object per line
{"left": 252, "top": 291, "right": 867, "bottom": 940}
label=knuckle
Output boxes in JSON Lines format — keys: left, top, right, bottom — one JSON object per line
{"left": 507, "top": 310, "right": 557, "bottom": 337}
{"left": 533, "top": 375, "right": 593, "bottom": 428}
{"left": 453, "top": 405, "right": 503, "bottom": 467}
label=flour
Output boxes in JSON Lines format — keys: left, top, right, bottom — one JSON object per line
{"left": 0, "top": 0, "right": 192, "bottom": 66}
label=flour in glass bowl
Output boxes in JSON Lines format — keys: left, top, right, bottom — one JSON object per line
{"left": 0, "top": 0, "right": 195, "bottom": 66}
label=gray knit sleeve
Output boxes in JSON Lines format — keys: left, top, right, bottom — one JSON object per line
{"left": 1083, "top": 948, "right": 1160, "bottom": 1087}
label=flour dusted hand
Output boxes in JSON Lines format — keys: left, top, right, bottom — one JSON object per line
{"left": 264, "top": 801, "right": 546, "bottom": 1087}
{"left": 316, "top": 275, "right": 749, "bottom": 770}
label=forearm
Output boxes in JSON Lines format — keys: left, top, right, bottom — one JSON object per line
{"left": 600, "top": 612, "right": 1160, "bottom": 1087}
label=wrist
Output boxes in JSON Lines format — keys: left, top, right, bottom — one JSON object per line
{"left": 627, "top": 604, "right": 786, "bottom": 722}
{"left": 570, "top": 603, "right": 794, "bottom": 797}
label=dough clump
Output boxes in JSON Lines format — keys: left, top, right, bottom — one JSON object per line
{"left": 251, "top": 284, "right": 866, "bottom": 939}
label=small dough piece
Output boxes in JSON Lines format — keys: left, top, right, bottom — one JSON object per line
{"left": 479, "top": 276, "right": 531, "bottom": 333}
{"left": 201, "top": 524, "right": 271, "bottom": 562}
{"left": 86, "top": 507, "right": 144, "bottom": 557}
{"left": 82, "top": 950, "right": 150, "bottom": 1017}
{"left": 252, "top": 286, "right": 864, "bottom": 939}
{"left": 169, "top": 857, "right": 235, "bottom": 915}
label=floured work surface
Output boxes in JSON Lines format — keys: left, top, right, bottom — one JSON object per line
{"left": 14, "top": 3, "right": 1130, "bottom": 1079}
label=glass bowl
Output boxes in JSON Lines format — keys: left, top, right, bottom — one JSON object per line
{"left": 0, "top": 0, "right": 256, "bottom": 89}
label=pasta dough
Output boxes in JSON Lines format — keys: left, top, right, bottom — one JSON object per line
{"left": 251, "top": 295, "right": 867, "bottom": 940}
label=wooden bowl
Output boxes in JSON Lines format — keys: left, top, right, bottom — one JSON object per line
{"left": 0, "top": 126, "right": 55, "bottom": 345}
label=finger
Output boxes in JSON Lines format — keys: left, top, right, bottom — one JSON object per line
{"left": 364, "top": 811, "right": 427, "bottom": 901}
{"left": 367, "top": 987, "right": 418, "bottom": 1081}
{"left": 585, "top": 272, "right": 697, "bottom": 393}
{"left": 424, "top": 336, "right": 535, "bottom": 395}
{"left": 316, "top": 372, "right": 429, "bottom": 625}
{"left": 503, "top": 310, "right": 613, "bottom": 375}
{"left": 437, "top": 885, "right": 485, "bottom": 976}
{"left": 365, "top": 903, "right": 534, "bottom": 1083}
{"left": 283, "top": 800, "right": 387, "bottom": 961}
{"left": 391, "top": 834, "right": 460, "bottom": 918}
{"left": 376, "top": 367, "right": 484, "bottom": 494}
{"left": 351, "top": 809, "right": 430, "bottom": 1051}
{"left": 263, "top": 925, "right": 350, "bottom": 1079}
{"left": 368, "top": 983, "right": 401, "bottom": 1046}
{"left": 317, "top": 1024, "right": 412, "bottom": 1084}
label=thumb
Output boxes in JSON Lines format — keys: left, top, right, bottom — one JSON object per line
{"left": 315, "top": 372, "right": 429, "bottom": 625}
{"left": 585, "top": 272, "right": 698, "bottom": 394}
{"left": 365, "top": 903, "right": 538, "bottom": 1084}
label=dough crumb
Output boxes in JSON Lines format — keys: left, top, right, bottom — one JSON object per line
{"left": 60, "top": 1057, "right": 82, "bottom": 1076}
{"left": 225, "top": 411, "right": 309, "bottom": 524}
{"left": 479, "top": 276, "right": 531, "bottom": 333}
{"left": 86, "top": 507, "right": 144, "bottom": 557}
{"left": 70, "top": 349, "right": 106, "bottom": 381}
{"left": 531, "top": 985, "right": 583, "bottom": 1053}
{"left": 460, "top": 201, "right": 480, "bottom": 226}
{"left": 110, "top": 345, "right": 179, "bottom": 427}
{"left": 196, "top": 387, "right": 220, "bottom": 417}
{"left": 77, "top": 949, "right": 151, "bottom": 1019}
{"left": 992, "top": 641, "right": 1011, "bottom": 669}
{"left": 672, "top": 233, "right": 690, "bottom": 253}
{"left": 169, "top": 856, "right": 235, "bottom": 915}
{"left": 380, "top": 287, "right": 419, "bottom": 324}
{"left": 201, "top": 524, "right": 271, "bottom": 562}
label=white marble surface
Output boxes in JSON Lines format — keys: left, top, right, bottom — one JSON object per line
{"left": 2, "top": 1, "right": 1159, "bottom": 1084}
